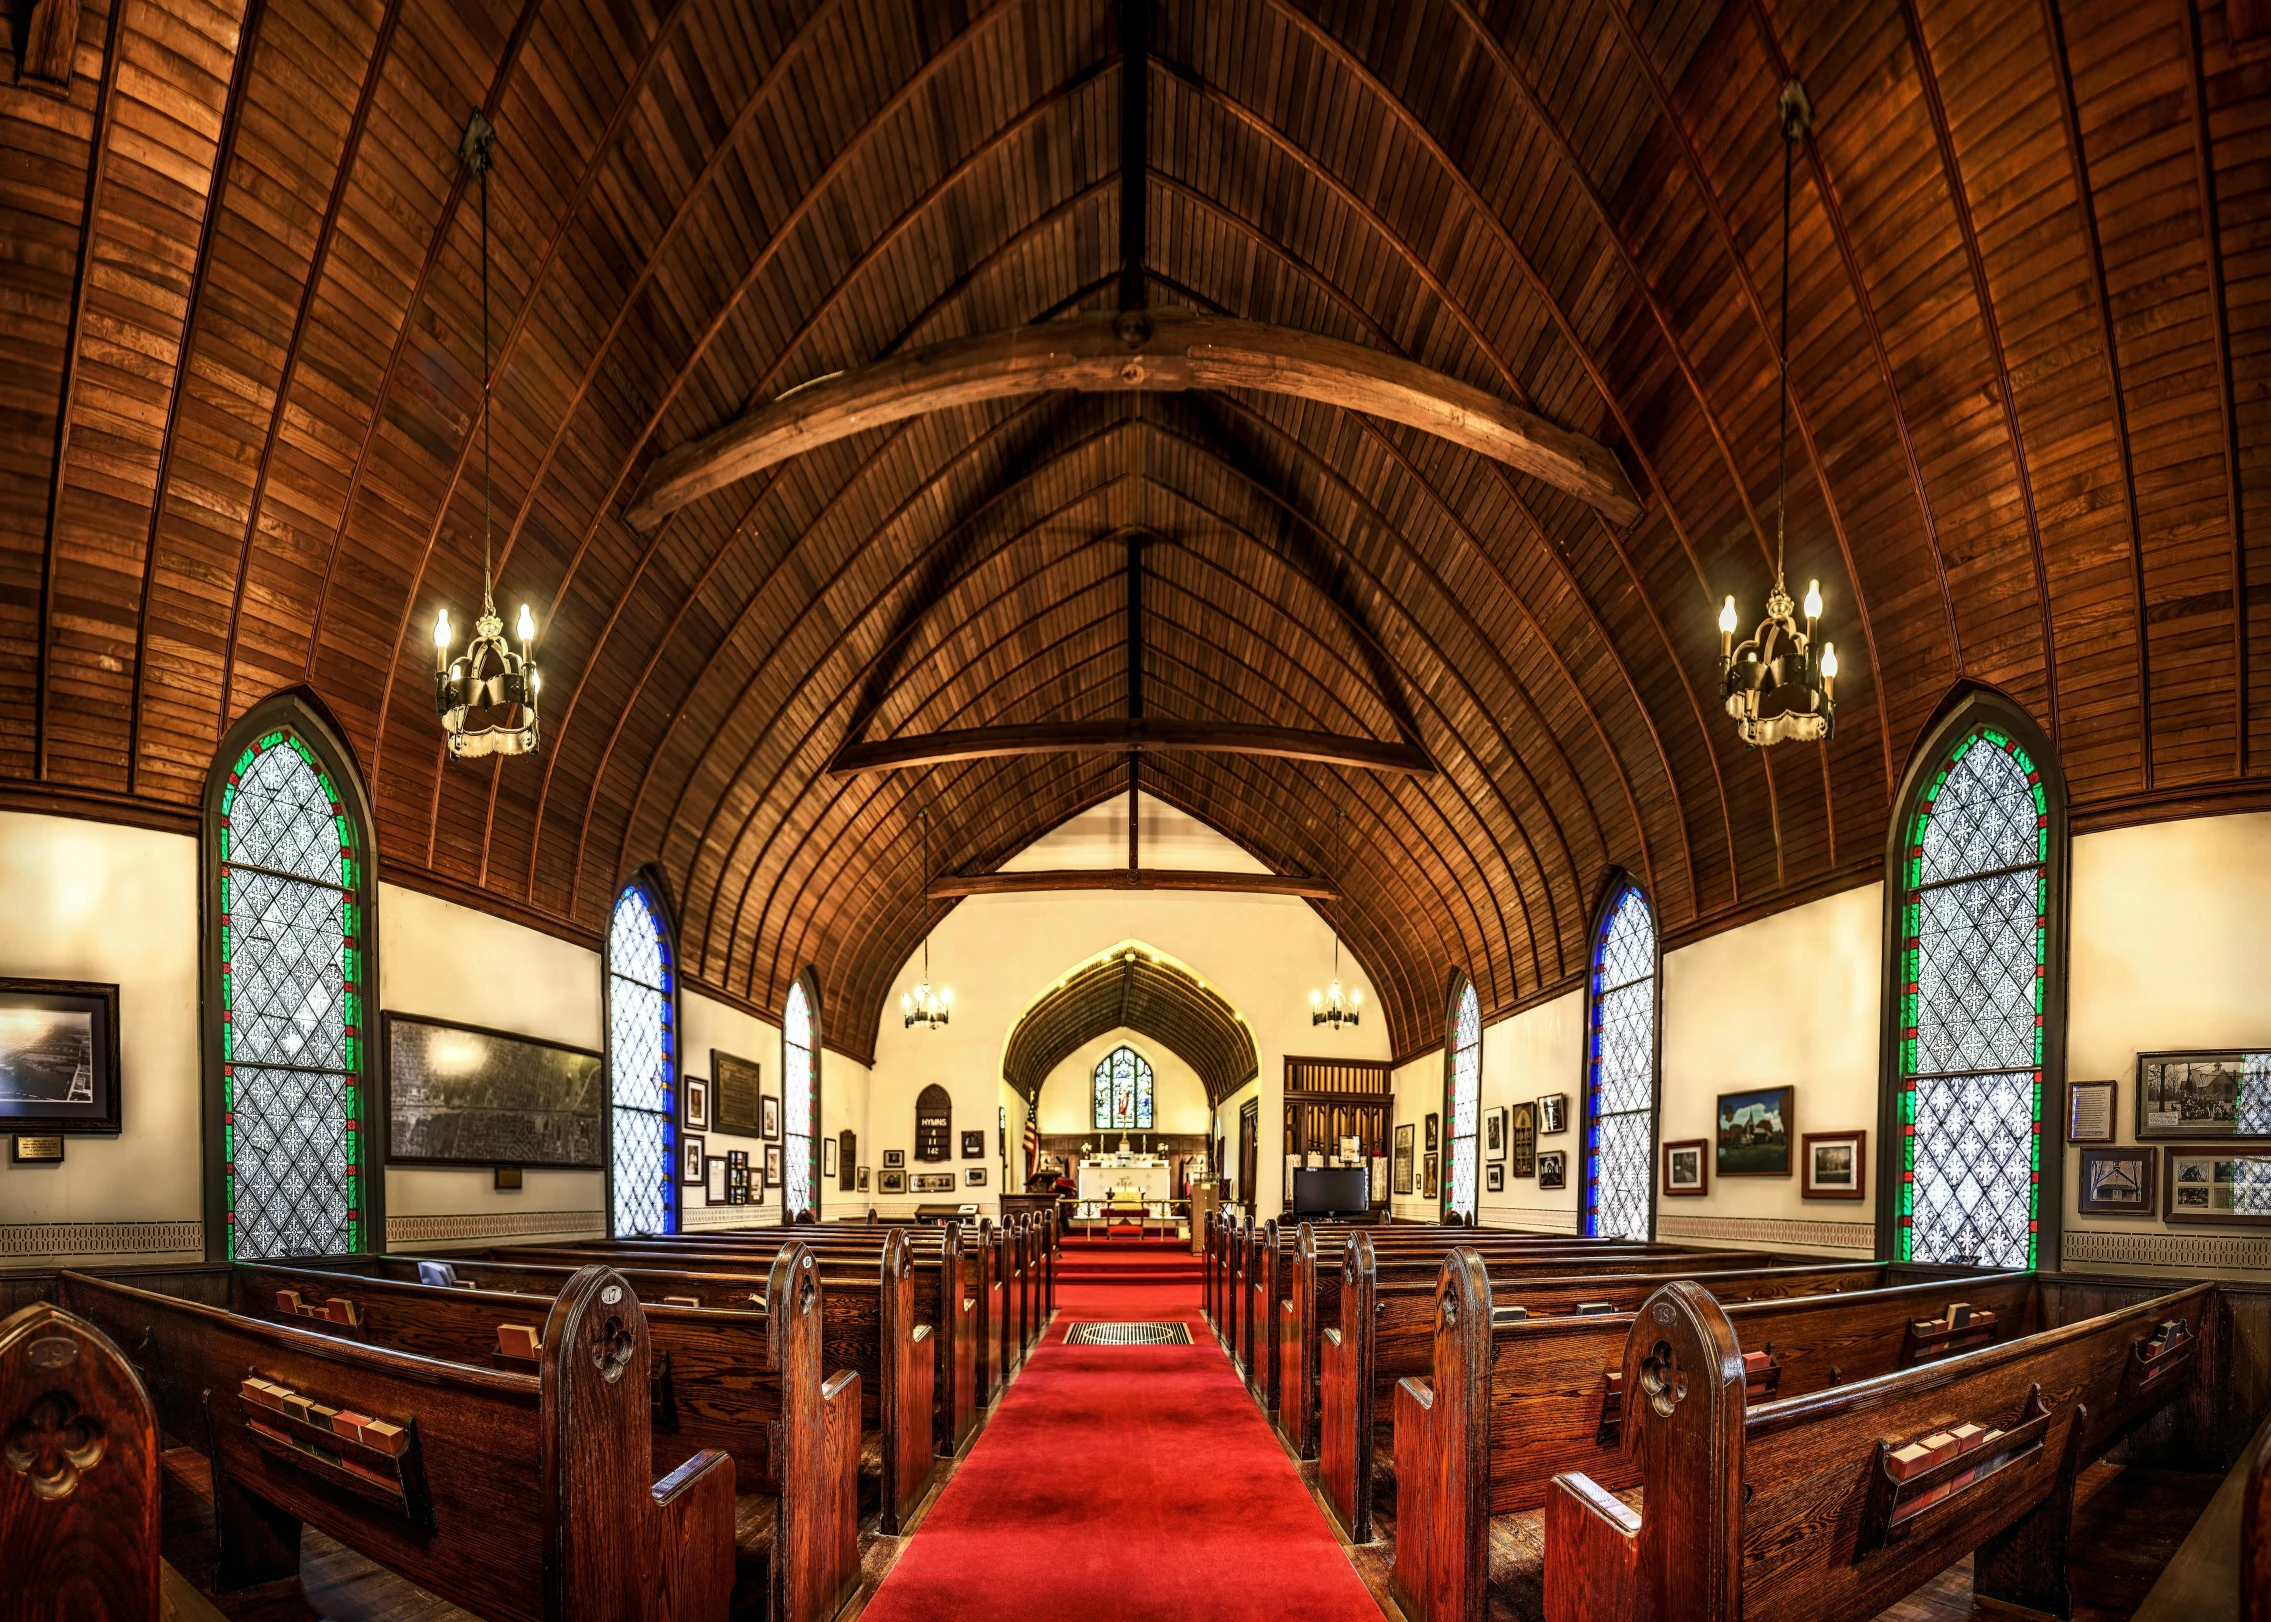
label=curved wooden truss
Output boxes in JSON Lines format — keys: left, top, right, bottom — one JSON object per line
{"left": 1001, "top": 949, "right": 1259, "bottom": 1106}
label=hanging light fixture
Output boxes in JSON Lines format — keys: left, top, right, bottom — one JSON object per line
{"left": 1310, "top": 807, "right": 1362, "bottom": 1031}
{"left": 434, "top": 112, "right": 541, "bottom": 760}
{"left": 1719, "top": 80, "right": 1837, "bottom": 749}
{"left": 903, "top": 810, "right": 952, "bottom": 1030}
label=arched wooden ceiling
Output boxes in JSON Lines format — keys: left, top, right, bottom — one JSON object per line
{"left": 2, "top": 0, "right": 2265, "bottom": 1064}
{"left": 1001, "top": 949, "right": 1259, "bottom": 1105}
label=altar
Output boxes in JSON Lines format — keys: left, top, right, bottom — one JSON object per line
{"left": 1076, "top": 1155, "right": 1173, "bottom": 1205}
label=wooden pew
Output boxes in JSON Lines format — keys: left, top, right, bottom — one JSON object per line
{"left": 1, "top": 1299, "right": 163, "bottom": 1622}
{"left": 55, "top": 1263, "right": 767, "bottom": 1622}
{"left": 1393, "top": 1256, "right": 2214, "bottom": 1622}
{"left": 2247, "top": 1413, "right": 2271, "bottom": 1619}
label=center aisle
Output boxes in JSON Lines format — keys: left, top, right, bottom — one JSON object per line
{"left": 859, "top": 1239, "right": 1382, "bottom": 1622}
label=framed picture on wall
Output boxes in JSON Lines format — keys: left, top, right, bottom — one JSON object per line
{"left": 1800, "top": 1130, "right": 1866, "bottom": 1200}
{"left": 383, "top": 1012, "right": 603, "bottom": 1168}
{"left": 1538, "top": 1150, "right": 1566, "bottom": 1190}
{"left": 682, "top": 1135, "right": 706, "bottom": 1186}
{"left": 1425, "top": 1113, "right": 1439, "bottom": 1153}
{"left": 966, "top": 1166, "right": 986, "bottom": 1187}
{"left": 1715, "top": 1085, "right": 1793, "bottom": 1177}
{"left": 823, "top": 1137, "right": 838, "bottom": 1177}
{"left": 2137, "top": 1051, "right": 2271, "bottom": 1140}
{"left": 1538, "top": 1093, "right": 1568, "bottom": 1135}
{"left": 2077, "top": 1145, "right": 2157, "bottom": 1214}
{"left": 1510, "top": 1101, "right": 1537, "bottom": 1178}
{"left": 961, "top": 1129, "right": 985, "bottom": 1160}
{"left": 883, "top": 1149, "right": 905, "bottom": 1169}
{"left": 1663, "top": 1138, "right": 1708, "bottom": 1197}
{"left": 1393, "top": 1124, "right": 1414, "bottom": 1195}
{"left": 760, "top": 1094, "right": 781, "bottom": 1141}
{"left": 1422, "top": 1151, "right": 1439, "bottom": 1199}
{"left": 711, "top": 1051, "right": 761, "bottom": 1135}
{"left": 0, "top": 978, "right": 121, "bottom": 1137}
{"left": 1484, "top": 1107, "right": 1507, "bottom": 1161}
{"left": 858, "top": 1166, "right": 870, "bottom": 1192}
{"left": 1485, "top": 1162, "right": 1505, "bottom": 1194}
{"left": 2066, "top": 1079, "right": 2116, "bottom": 1144}
{"left": 683, "top": 1075, "right": 710, "bottom": 1132}
{"left": 763, "top": 1143, "right": 783, "bottom": 1188}
{"left": 2163, "top": 1148, "right": 2271, "bottom": 1223}
{"left": 879, "top": 1168, "right": 905, "bottom": 1195}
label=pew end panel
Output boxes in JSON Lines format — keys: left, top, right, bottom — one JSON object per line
{"left": 1388, "top": 1249, "right": 1493, "bottom": 1622}
{"left": 759, "top": 1246, "right": 861, "bottom": 1622}
{"left": 1319, "top": 1230, "right": 1378, "bottom": 1542}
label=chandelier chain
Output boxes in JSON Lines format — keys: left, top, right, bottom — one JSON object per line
{"left": 1776, "top": 90, "right": 1790, "bottom": 592}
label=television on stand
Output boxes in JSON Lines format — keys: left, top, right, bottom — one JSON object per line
{"left": 1291, "top": 1166, "right": 1369, "bottom": 1219}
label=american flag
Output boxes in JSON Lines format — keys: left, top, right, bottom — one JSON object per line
{"left": 1022, "top": 1108, "right": 1041, "bottom": 1182}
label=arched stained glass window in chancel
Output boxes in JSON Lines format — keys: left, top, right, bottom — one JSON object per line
{"left": 1093, "top": 1046, "right": 1154, "bottom": 1131}
{"left": 1584, "top": 885, "right": 1656, "bottom": 1243}
{"left": 783, "top": 979, "right": 815, "bottom": 1219}
{"left": 608, "top": 883, "right": 675, "bottom": 1237}
{"left": 217, "top": 730, "right": 365, "bottom": 1260}
{"left": 1895, "top": 727, "right": 2049, "bottom": 1268}
{"left": 1444, "top": 981, "right": 1480, "bottom": 1221}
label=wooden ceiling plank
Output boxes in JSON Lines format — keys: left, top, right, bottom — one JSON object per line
{"left": 826, "top": 716, "right": 1434, "bottom": 776}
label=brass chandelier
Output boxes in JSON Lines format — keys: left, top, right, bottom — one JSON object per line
{"left": 434, "top": 112, "right": 541, "bottom": 760}
{"left": 1310, "top": 808, "right": 1362, "bottom": 1031}
{"left": 1719, "top": 80, "right": 1837, "bottom": 749}
{"left": 902, "top": 811, "right": 952, "bottom": 1029}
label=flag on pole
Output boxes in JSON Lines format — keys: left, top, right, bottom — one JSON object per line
{"left": 1022, "top": 1108, "right": 1041, "bottom": 1183}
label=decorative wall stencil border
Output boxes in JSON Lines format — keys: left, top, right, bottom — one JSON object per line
{"left": 2064, "top": 1229, "right": 2271, "bottom": 1273}
{"left": 1658, "top": 1214, "right": 1875, "bottom": 1251}
{"left": 0, "top": 1221, "right": 204, "bottom": 1257}
{"left": 685, "top": 1207, "right": 780, "bottom": 1231}
{"left": 384, "top": 1210, "right": 606, "bottom": 1244}
{"left": 1481, "top": 1205, "right": 1577, "bottom": 1234}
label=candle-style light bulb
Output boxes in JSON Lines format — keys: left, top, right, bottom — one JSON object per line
{"left": 1310, "top": 988, "right": 1322, "bottom": 1007}
{"left": 433, "top": 609, "right": 451, "bottom": 673}
{"left": 516, "top": 603, "right": 535, "bottom": 644}
{"left": 1803, "top": 579, "right": 1823, "bottom": 620}
{"left": 1352, "top": 988, "right": 1363, "bottom": 1008}
{"left": 1820, "top": 641, "right": 1839, "bottom": 682}
{"left": 1718, "top": 596, "right": 1738, "bottom": 635}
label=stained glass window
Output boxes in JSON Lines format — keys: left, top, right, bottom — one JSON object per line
{"left": 783, "top": 979, "right": 814, "bottom": 1219}
{"left": 1092, "top": 1046, "right": 1154, "bottom": 1130}
{"left": 1445, "top": 981, "right": 1480, "bottom": 1220}
{"left": 1584, "top": 885, "right": 1656, "bottom": 1242}
{"left": 608, "top": 884, "right": 675, "bottom": 1237}
{"left": 1895, "top": 727, "right": 2047, "bottom": 1268}
{"left": 217, "top": 730, "right": 364, "bottom": 1260}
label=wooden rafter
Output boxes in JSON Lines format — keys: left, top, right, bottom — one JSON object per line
{"left": 622, "top": 310, "right": 1643, "bottom": 530}
{"left": 927, "top": 869, "right": 1339, "bottom": 901}
{"left": 828, "top": 717, "right": 1434, "bottom": 778}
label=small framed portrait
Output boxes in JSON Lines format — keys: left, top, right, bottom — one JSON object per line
{"left": 823, "top": 1137, "right": 838, "bottom": 1177}
{"left": 1537, "top": 1093, "right": 1568, "bottom": 1135}
{"left": 1425, "top": 1112, "right": 1439, "bottom": 1153}
{"left": 1484, "top": 1107, "right": 1507, "bottom": 1161}
{"left": 2161, "top": 1149, "right": 2271, "bottom": 1223}
{"left": 763, "top": 1143, "right": 784, "bottom": 1188}
{"left": 1485, "top": 1162, "right": 1505, "bottom": 1194}
{"left": 966, "top": 1166, "right": 987, "bottom": 1187}
{"left": 879, "top": 1168, "right": 905, "bottom": 1195}
{"left": 1800, "top": 1130, "right": 1866, "bottom": 1200}
{"left": 681, "top": 1135, "right": 706, "bottom": 1186}
{"left": 1538, "top": 1150, "right": 1566, "bottom": 1190}
{"left": 760, "top": 1094, "right": 782, "bottom": 1140}
{"left": 961, "top": 1129, "right": 985, "bottom": 1160}
{"left": 857, "top": 1166, "right": 870, "bottom": 1191}
{"left": 1663, "top": 1138, "right": 1708, "bottom": 1197}
{"left": 683, "top": 1075, "right": 710, "bottom": 1132}
{"left": 1423, "top": 1151, "right": 1439, "bottom": 1199}
{"left": 2077, "top": 1145, "right": 2157, "bottom": 1214}
{"left": 1716, "top": 1085, "right": 1793, "bottom": 1177}
{"left": 883, "top": 1148, "right": 906, "bottom": 1169}
{"left": 1393, "top": 1123, "right": 1414, "bottom": 1195}
{"left": 0, "top": 978, "right": 122, "bottom": 1136}
{"left": 2066, "top": 1079, "right": 2116, "bottom": 1144}
{"left": 2137, "top": 1051, "right": 2271, "bottom": 1141}
{"left": 1510, "top": 1101, "right": 1537, "bottom": 1178}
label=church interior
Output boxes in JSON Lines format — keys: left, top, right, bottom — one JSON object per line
{"left": 2, "top": 0, "right": 2270, "bottom": 1617}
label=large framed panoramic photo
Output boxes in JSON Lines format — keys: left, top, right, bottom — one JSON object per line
{"left": 2136, "top": 1050, "right": 2271, "bottom": 1141}
{"left": 383, "top": 1012, "right": 604, "bottom": 1168}
{"left": 0, "top": 978, "right": 121, "bottom": 1135}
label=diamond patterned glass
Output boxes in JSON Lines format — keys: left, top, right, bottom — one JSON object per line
{"left": 1093, "top": 1047, "right": 1154, "bottom": 1130}
{"left": 219, "top": 731, "right": 360, "bottom": 1260}
{"left": 1586, "top": 886, "right": 1655, "bottom": 1242}
{"left": 609, "top": 885, "right": 675, "bottom": 1237}
{"left": 1898, "top": 728, "right": 2046, "bottom": 1267}
{"left": 783, "top": 980, "right": 813, "bottom": 1218}
{"left": 1446, "top": 983, "right": 1480, "bottom": 1219}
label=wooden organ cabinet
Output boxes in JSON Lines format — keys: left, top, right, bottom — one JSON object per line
{"left": 1281, "top": 1055, "right": 1393, "bottom": 1217}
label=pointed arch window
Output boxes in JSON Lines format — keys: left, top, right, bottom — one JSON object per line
{"left": 1583, "top": 884, "right": 1657, "bottom": 1242}
{"left": 608, "top": 881, "right": 676, "bottom": 1237}
{"left": 782, "top": 976, "right": 818, "bottom": 1220}
{"left": 1093, "top": 1046, "right": 1154, "bottom": 1131}
{"left": 1443, "top": 979, "right": 1481, "bottom": 1221}
{"left": 1891, "top": 716, "right": 2062, "bottom": 1268}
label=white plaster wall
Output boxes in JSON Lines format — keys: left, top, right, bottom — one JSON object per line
{"left": 679, "top": 989, "right": 871, "bottom": 1229}
{"left": 1034, "top": 1030, "right": 1210, "bottom": 1135}
{"left": 1476, "top": 989, "right": 1584, "bottom": 1233}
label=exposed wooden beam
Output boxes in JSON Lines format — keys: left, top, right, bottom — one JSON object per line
{"left": 623, "top": 310, "right": 1643, "bottom": 529}
{"left": 827, "top": 717, "right": 1435, "bottom": 776}
{"left": 928, "top": 869, "right": 1339, "bottom": 901}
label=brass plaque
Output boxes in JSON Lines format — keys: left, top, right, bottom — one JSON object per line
{"left": 11, "top": 1135, "right": 65, "bottom": 1163}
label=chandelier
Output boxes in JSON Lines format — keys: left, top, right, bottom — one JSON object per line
{"left": 1310, "top": 807, "right": 1362, "bottom": 1030}
{"left": 433, "top": 112, "right": 541, "bottom": 760}
{"left": 903, "top": 811, "right": 952, "bottom": 1029}
{"left": 1719, "top": 80, "right": 1836, "bottom": 750}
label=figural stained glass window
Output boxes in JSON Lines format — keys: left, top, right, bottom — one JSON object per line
{"left": 1093, "top": 1046, "right": 1155, "bottom": 1131}
{"left": 1895, "top": 728, "right": 2047, "bottom": 1269}
{"left": 1444, "top": 981, "right": 1480, "bottom": 1221}
{"left": 1585, "top": 885, "right": 1656, "bottom": 1243}
{"left": 218, "top": 730, "right": 364, "bottom": 1260}
{"left": 783, "top": 979, "right": 814, "bottom": 1219}
{"left": 608, "top": 884, "right": 675, "bottom": 1237}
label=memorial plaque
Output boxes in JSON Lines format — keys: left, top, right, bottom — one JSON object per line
{"left": 713, "top": 1051, "right": 762, "bottom": 1135}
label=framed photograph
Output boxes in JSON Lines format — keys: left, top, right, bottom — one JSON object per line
{"left": 2077, "top": 1145, "right": 2157, "bottom": 1215}
{"left": 916, "top": 1172, "right": 956, "bottom": 1193}
{"left": 2163, "top": 1148, "right": 2271, "bottom": 1224}
{"left": 823, "top": 1137, "right": 838, "bottom": 1177}
{"left": 0, "top": 979, "right": 121, "bottom": 1136}
{"left": 1393, "top": 1123, "right": 1414, "bottom": 1195}
{"left": 879, "top": 1168, "right": 905, "bottom": 1195}
{"left": 1485, "top": 1162, "right": 1505, "bottom": 1193}
{"left": 760, "top": 1094, "right": 781, "bottom": 1141}
{"left": 961, "top": 1129, "right": 985, "bottom": 1160}
{"left": 1801, "top": 1130, "right": 1866, "bottom": 1200}
{"left": 1425, "top": 1112, "right": 1439, "bottom": 1153}
{"left": 883, "top": 1148, "right": 906, "bottom": 1169}
{"left": 383, "top": 1012, "right": 603, "bottom": 1167}
{"left": 858, "top": 1166, "right": 870, "bottom": 1192}
{"left": 1483, "top": 1107, "right": 1506, "bottom": 1160}
{"left": 1422, "top": 1151, "right": 1439, "bottom": 1199}
{"left": 683, "top": 1075, "right": 710, "bottom": 1132}
{"left": 711, "top": 1050, "right": 761, "bottom": 1135}
{"left": 2066, "top": 1079, "right": 2116, "bottom": 1144}
{"left": 2137, "top": 1051, "right": 2271, "bottom": 1141}
{"left": 1715, "top": 1085, "right": 1793, "bottom": 1177}
{"left": 1510, "top": 1101, "right": 1537, "bottom": 1178}
{"left": 1663, "top": 1138, "right": 1708, "bottom": 1197}
{"left": 682, "top": 1135, "right": 706, "bottom": 1186}
{"left": 1538, "top": 1093, "right": 1568, "bottom": 1135}
{"left": 763, "top": 1142, "right": 784, "bottom": 1189}
{"left": 1538, "top": 1150, "right": 1566, "bottom": 1190}
{"left": 966, "top": 1166, "right": 987, "bottom": 1187}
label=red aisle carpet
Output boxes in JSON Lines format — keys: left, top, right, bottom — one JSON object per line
{"left": 860, "top": 1241, "right": 1381, "bottom": 1622}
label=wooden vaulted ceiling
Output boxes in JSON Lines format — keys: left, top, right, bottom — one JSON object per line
{"left": 2, "top": 0, "right": 2266, "bottom": 1064}
{"left": 1001, "top": 949, "right": 1259, "bottom": 1106}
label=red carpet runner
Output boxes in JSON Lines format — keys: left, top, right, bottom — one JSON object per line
{"left": 860, "top": 1240, "right": 1381, "bottom": 1621}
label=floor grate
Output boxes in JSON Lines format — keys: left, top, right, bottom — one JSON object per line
{"left": 1065, "top": 1320, "right": 1192, "bottom": 1346}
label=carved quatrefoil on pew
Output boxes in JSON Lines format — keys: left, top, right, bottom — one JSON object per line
{"left": 591, "top": 1317, "right": 635, "bottom": 1384}
{"left": 1639, "top": 1340, "right": 1687, "bottom": 1418}
{"left": 4, "top": 1391, "right": 106, "bottom": 1501}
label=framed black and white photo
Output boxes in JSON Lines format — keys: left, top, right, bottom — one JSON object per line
{"left": 2162, "top": 1148, "right": 2271, "bottom": 1224}
{"left": 1484, "top": 1106, "right": 1507, "bottom": 1161}
{"left": 883, "top": 1148, "right": 905, "bottom": 1169}
{"left": 2137, "top": 1051, "right": 2271, "bottom": 1140}
{"left": 823, "top": 1137, "right": 838, "bottom": 1177}
{"left": 857, "top": 1166, "right": 870, "bottom": 1192}
{"left": 683, "top": 1075, "right": 710, "bottom": 1132}
{"left": 1510, "top": 1100, "right": 1536, "bottom": 1178}
{"left": 760, "top": 1093, "right": 781, "bottom": 1140}
{"left": 961, "top": 1129, "right": 985, "bottom": 1160}
{"left": 763, "top": 1142, "right": 784, "bottom": 1188}
{"left": 1663, "top": 1138, "right": 1708, "bottom": 1196}
{"left": 2077, "top": 1145, "right": 2156, "bottom": 1215}
{"left": 879, "top": 1168, "right": 905, "bottom": 1195}
{"left": 1801, "top": 1130, "right": 1865, "bottom": 1200}
{"left": 1538, "top": 1150, "right": 1566, "bottom": 1190}
{"left": 682, "top": 1134, "right": 706, "bottom": 1186}
{"left": 383, "top": 1012, "right": 603, "bottom": 1168}
{"left": 2066, "top": 1079, "right": 2115, "bottom": 1144}
{"left": 711, "top": 1050, "right": 761, "bottom": 1134}
{"left": 1393, "top": 1123, "right": 1414, "bottom": 1195}
{"left": 1422, "top": 1151, "right": 1439, "bottom": 1199}
{"left": 1485, "top": 1162, "right": 1505, "bottom": 1194}
{"left": 1425, "top": 1112, "right": 1438, "bottom": 1153}
{"left": 0, "top": 978, "right": 121, "bottom": 1136}
{"left": 1537, "top": 1093, "right": 1568, "bottom": 1136}
{"left": 966, "top": 1166, "right": 986, "bottom": 1187}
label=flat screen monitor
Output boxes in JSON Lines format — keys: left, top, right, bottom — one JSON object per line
{"left": 1292, "top": 1165, "right": 1369, "bottom": 1217}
